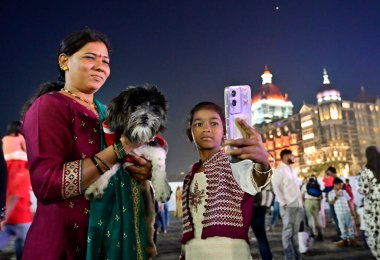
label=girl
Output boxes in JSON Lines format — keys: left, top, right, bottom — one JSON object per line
{"left": 180, "top": 101, "right": 272, "bottom": 259}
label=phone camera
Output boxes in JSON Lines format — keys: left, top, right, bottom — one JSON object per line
{"left": 232, "top": 100, "right": 237, "bottom": 106}
{"left": 231, "top": 90, "right": 236, "bottom": 97}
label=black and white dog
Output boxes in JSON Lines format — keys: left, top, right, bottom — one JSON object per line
{"left": 85, "top": 85, "right": 172, "bottom": 202}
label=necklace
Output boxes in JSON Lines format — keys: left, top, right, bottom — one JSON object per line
{"left": 61, "top": 88, "right": 96, "bottom": 109}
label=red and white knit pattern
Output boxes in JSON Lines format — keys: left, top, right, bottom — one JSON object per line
{"left": 202, "top": 151, "right": 244, "bottom": 227}
{"left": 182, "top": 151, "right": 245, "bottom": 235}
{"left": 182, "top": 169, "right": 193, "bottom": 235}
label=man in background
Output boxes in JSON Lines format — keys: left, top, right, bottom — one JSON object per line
{"left": 272, "top": 149, "right": 304, "bottom": 260}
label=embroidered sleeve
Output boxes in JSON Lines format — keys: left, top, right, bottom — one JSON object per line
{"left": 22, "top": 94, "right": 76, "bottom": 203}
{"left": 231, "top": 160, "right": 272, "bottom": 195}
{"left": 62, "top": 160, "right": 83, "bottom": 199}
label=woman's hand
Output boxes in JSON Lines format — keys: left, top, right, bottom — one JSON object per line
{"left": 224, "top": 118, "right": 270, "bottom": 169}
{"left": 120, "top": 136, "right": 141, "bottom": 153}
{"left": 125, "top": 152, "right": 153, "bottom": 182}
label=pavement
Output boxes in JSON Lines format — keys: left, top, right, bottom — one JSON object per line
{"left": 155, "top": 211, "right": 375, "bottom": 260}
{"left": 0, "top": 210, "right": 375, "bottom": 260}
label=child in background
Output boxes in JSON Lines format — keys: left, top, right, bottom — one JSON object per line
{"left": 323, "top": 167, "right": 335, "bottom": 193}
{"left": 328, "top": 177, "right": 358, "bottom": 247}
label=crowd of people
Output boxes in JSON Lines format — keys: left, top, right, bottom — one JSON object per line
{"left": 0, "top": 28, "right": 379, "bottom": 260}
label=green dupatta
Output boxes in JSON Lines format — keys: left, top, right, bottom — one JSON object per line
{"left": 86, "top": 99, "right": 147, "bottom": 260}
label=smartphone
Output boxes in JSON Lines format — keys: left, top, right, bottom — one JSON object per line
{"left": 224, "top": 85, "right": 252, "bottom": 140}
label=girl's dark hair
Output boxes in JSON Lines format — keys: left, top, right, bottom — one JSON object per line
{"left": 6, "top": 121, "right": 22, "bottom": 136}
{"left": 365, "top": 146, "right": 380, "bottom": 182}
{"left": 20, "top": 29, "right": 111, "bottom": 118}
{"left": 186, "top": 101, "right": 226, "bottom": 142}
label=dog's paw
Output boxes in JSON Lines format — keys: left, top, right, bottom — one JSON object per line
{"left": 85, "top": 184, "right": 105, "bottom": 200}
{"left": 85, "top": 164, "right": 121, "bottom": 200}
{"left": 153, "top": 180, "right": 172, "bottom": 203}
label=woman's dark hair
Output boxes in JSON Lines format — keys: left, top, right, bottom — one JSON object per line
{"left": 20, "top": 29, "right": 111, "bottom": 118}
{"left": 186, "top": 101, "right": 226, "bottom": 142}
{"left": 6, "top": 121, "right": 22, "bottom": 136}
{"left": 365, "top": 146, "right": 380, "bottom": 182}
{"left": 57, "top": 29, "right": 111, "bottom": 82}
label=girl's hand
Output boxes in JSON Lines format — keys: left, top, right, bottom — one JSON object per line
{"left": 224, "top": 118, "right": 270, "bottom": 169}
{"left": 125, "top": 152, "right": 153, "bottom": 182}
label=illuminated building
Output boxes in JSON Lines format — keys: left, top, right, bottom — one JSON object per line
{"left": 257, "top": 114, "right": 302, "bottom": 171}
{"left": 251, "top": 66, "right": 293, "bottom": 125}
{"left": 253, "top": 68, "right": 380, "bottom": 177}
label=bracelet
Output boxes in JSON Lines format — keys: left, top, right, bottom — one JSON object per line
{"left": 90, "top": 156, "right": 104, "bottom": 175}
{"left": 253, "top": 163, "right": 273, "bottom": 175}
{"left": 115, "top": 141, "right": 128, "bottom": 160}
{"left": 112, "top": 144, "right": 122, "bottom": 161}
{"left": 94, "top": 154, "right": 110, "bottom": 171}
{"left": 254, "top": 152, "right": 275, "bottom": 175}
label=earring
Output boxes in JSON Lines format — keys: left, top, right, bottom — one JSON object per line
{"left": 61, "top": 66, "right": 69, "bottom": 71}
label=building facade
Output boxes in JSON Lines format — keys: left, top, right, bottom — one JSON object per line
{"left": 253, "top": 68, "right": 380, "bottom": 177}
{"left": 251, "top": 67, "right": 293, "bottom": 125}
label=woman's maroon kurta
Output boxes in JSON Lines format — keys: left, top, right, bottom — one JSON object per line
{"left": 22, "top": 92, "right": 102, "bottom": 259}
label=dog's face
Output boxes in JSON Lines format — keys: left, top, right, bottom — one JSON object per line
{"left": 107, "top": 85, "right": 167, "bottom": 144}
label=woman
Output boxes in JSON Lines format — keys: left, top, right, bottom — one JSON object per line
{"left": 21, "top": 29, "right": 152, "bottom": 260}
{"left": 174, "top": 186, "right": 183, "bottom": 218}
{"left": 180, "top": 101, "right": 272, "bottom": 259}
{"left": 0, "top": 121, "right": 32, "bottom": 260}
{"left": 358, "top": 146, "right": 380, "bottom": 259}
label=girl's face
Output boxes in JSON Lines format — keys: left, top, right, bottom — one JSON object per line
{"left": 59, "top": 41, "right": 110, "bottom": 93}
{"left": 191, "top": 108, "right": 224, "bottom": 152}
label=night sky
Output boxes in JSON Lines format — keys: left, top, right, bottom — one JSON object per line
{"left": 1, "top": 0, "right": 379, "bottom": 180}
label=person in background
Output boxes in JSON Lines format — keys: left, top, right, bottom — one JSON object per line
{"left": 324, "top": 166, "right": 341, "bottom": 241}
{"left": 174, "top": 186, "right": 183, "bottom": 218}
{"left": 301, "top": 174, "right": 323, "bottom": 241}
{"left": 180, "top": 101, "right": 272, "bottom": 260}
{"left": 268, "top": 198, "right": 280, "bottom": 232}
{"left": 328, "top": 177, "right": 358, "bottom": 247}
{"left": 322, "top": 167, "right": 335, "bottom": 193}
{"left": 163, "top": 201, "right": 170, "bottom": 231}
{"left": 344, "top": 178, "right": 358, "bottom": 236}
{"left": 356, "top": 200, "right": 368, "bottom": 249}
{"left": 271, "top": 149, "right": 304, "bottom": 260}
{"left": 358, "top": 146, "right": 380, "bottom": 258}
{"left": 0, "top": 145, "right": 7, "bottom": 221}
{"left": 250, "top": 186, "right": 274, "bottom": 260}
{"left": 0, "top": 121, "right": 33, "bottom": 260}
{"left": 156, "top": 202, "right": 167, "bottom": 234}
{"left": 21, "top": 29, "right": 152, "bottom": 260}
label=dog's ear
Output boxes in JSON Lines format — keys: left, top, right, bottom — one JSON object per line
{"left": 107, "top": 90, "right": 131, "bottom": 133}
{"left": 144, "top": 85, "right": 168, "bottom": 133}
{"left": 149, "top": 85, "right": 168, "bottom": 113}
